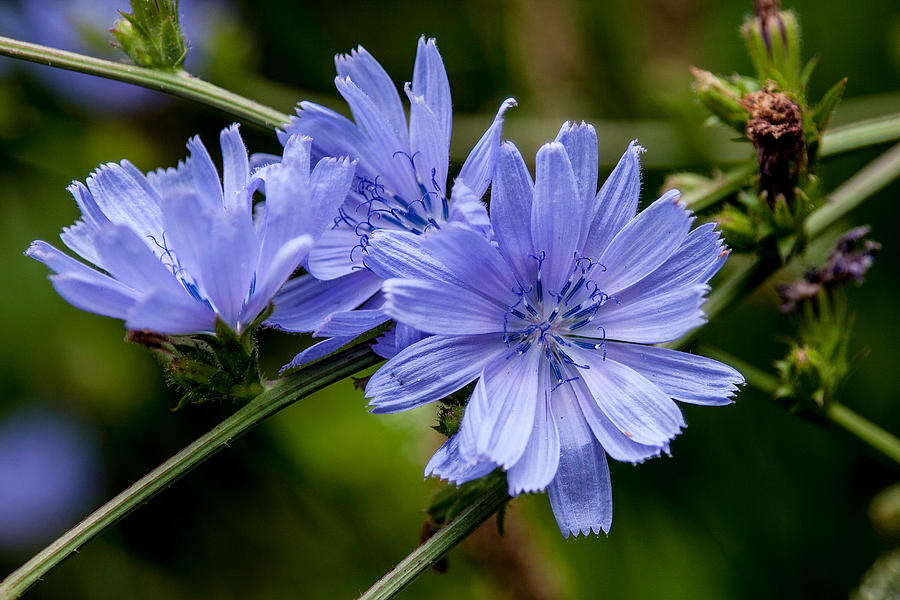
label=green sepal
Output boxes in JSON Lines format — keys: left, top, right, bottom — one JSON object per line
{"left": 690, "top": 67, "right": 750, "bottom": 134}
{"left": 811, "top": 78, "right": 848, "bottom": 135}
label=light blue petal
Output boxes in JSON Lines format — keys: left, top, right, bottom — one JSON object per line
{"left": 568, "top": 378, "right": 669, "bottom": 464}
{"left": 595, "top": 190, "right": 693, "bottom": 295}
{"left": 280, "top": 102, "right": 375, "bottom": 174}
{"left": 335, "top": 45, "right": 408, "bottom": 142}
{"left": 124, "top": 289, "right": 217, "bottom": 335}
{"left": 243, "top": 235, "right": 313, "bottom": 322}
{"left": 366, "top": 334, "right": 504, "bottom": 414}
{"left": 313, "top": 308, "right": 390, "bottom": 338}
{"left": 371, "top": 323, "right": 428, "bottom": 359}
{"left": 581, "top": 141, "right": 644, "bottom": 261}
{"left": 457, "top": 98, "right": 516, "bottom": 199}
{"left": 219, "top": 124, "right": 250, "bottom": 215}
{"left": 605, "top": 342, "right": 743, "bottom": 406}
{"left": 146, "top": 161, "right": 194, "bottom": 200}
{"left": 60, "top": 219, "right": 101, "bottom": 267}
{"left": 507, "top": 393, "right": 560, "bottom": 494}
{"left": 490, "top": 141, "right": 536, "bottom": 284}
{"left": 84, "top": 163, "right": 164, "bottom": 245}
{"left": 555, "top": 121, "right": 599, "bottom": 251}
{"left": 600, "top": 283, "right": 708, "bottom": 344}
{"left": 382, "top": 278, "right": 506, "bottom": 335}
{"left": 306, "top": 224, "right": 361, "bottom": 280}
{"left": 425, "top": 434, "right": 498, "bottom": 484}
{"left": 572, "top": 346, "right": 685, "bottom": 447}
{"left": 91, "top": 225, "right": 185, "bottom": 297}
{"left": 281, "top": 335, "right": 356, "bottom": 372}
{"left": 530, "top": 142, "right": 581, "bottom": 292}
{"left": 405, "top": 81, "right": 448, "bottom": 199}
{"left": 365, "top": 230, "right": 461, "bottom": 284}
{"left": 411, "top": 37, "right": 451, "bottom": 150}
{"left": 471, "top": 350, "right": 543, "bottom": 468}
{"left": 421, "top": 224, "right": 518, "bottom": 304}
{"left": 164, "top": 193, "right": 257, "bottom": 329}
{"left": 547, "top": 384, "right": 613, "bottom": 537}
{"left": 49, "top": 273, "right": 137, "bottom": 321}
{"left": 66, "top": 180, "right": 108, "bottom": 228}
{"left": 334, "top": 76, "right": 419, "bottom": 198}
{"left": 185, "top": 135, "right": 224, "bottom": 209}
{"left": 309, "top": 156, "right": 358, "bottom": 239}
{"left": 268, "top": 270, "right": 382, "bottom": 332}
{"left": 456, "top": 374, "right": 488, "bottom": 462}
{"left": 26, "top": 240, "right": 134, "bottom": 301}
{"left": 446, "top": 181, "right": 491, "bottom": 235}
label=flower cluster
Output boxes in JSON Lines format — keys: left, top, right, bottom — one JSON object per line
{"left": 28, "top": 38, "right": 743, "bottom": 537}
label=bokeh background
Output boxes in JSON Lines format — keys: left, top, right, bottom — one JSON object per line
{"left": 0, "top": 0, "right": 899, "bottom": 598}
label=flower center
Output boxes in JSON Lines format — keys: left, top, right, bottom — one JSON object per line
{"left": 502, "top": 251, "right": 617, "bottom": 390}
{"left": 334, "top": 151, "right": 448, "bottom": 264}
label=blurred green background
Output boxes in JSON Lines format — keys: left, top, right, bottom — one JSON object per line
{"left": 0, "top": 0, "right": 899, "bottom": 598}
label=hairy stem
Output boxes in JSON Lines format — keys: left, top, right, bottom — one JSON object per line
{"left": 357, "top": 478, "right": 510, "bottom": 600}
{"left": 0, "top": 36, "right": 291, "bottom": 130}
{"left": 0, "top": 345, "right": 381, "bottom": 600}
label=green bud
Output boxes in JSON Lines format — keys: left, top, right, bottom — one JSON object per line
{"left": 742, "top": 7, "right": 803, "bottom": 91}
{"left": 711, "top": 205, "right": 759, "bottom": 252}
{"left": 111, "top": 0, "right": 187, "bottom": 70}
{"left": 690, "top": 67, "right": 750, "bottom": 133}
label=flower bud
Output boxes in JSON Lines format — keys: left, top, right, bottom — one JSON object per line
{"left": 690, "top": 67, "right": 750, "bottom": 134}
{"left": 111, "top": 0, "right": 187, "bottom": 70}
{"left": 742, "top": 1, "right": 802, "bottom": 89}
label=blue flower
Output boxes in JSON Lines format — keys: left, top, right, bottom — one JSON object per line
{"left": 27, "top": 124, "right": 355, "bottom": 336}
{"left": 363, "top": 123, "right": 744, "bottom": 537}
{"left": 262, "top": 36, "right": 515, "bottom": 368}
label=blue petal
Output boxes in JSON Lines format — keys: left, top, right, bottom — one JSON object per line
{"left": 366, "top": 334, "right": 504, "bottom": 413}
{"left": 405, "top": 81, "right": 448, "bottom": 200}
{"left": 595, "top": 190, "right": 693, "bottom": 295}
{"left": 446, "top": 181, "right": 491, "bottom": 235}
{"left": 507, "top": 393, "right": 560, "bottom": 494}
{"left": 567, "top": 379, "right": 668, "bottom": 464}
{"left": 605, "top": 342, "right": 743, "bottom": 406}
{"left": 334, "top": 76, "right": 419, "bottom": 199}
{"left": 309, "top": 156, "right": 358, "bottom": 238}
{"left": 425, "top": 434, "right": 498, "bottom": 484}
{"left": 91, "top": 224, "right": 186, "bottom": 297}
{"left": 185, "top": 135, "right": 224, "bottom": 210}
{"left": 268, "top": 270, "right": 382, "bottom": 332}
{"left": 547, "top": 384, "right": 613, "bottom": 537}
{"left": 615, "top": 223, "right": 728, "bottom": 304}
{"left": 313, "top": 308, "right": 390, "bottom": 338}
{"left": 382, "top": 278, "right": 506, "bottom": 335}
{"left": 600, "top": 283, "right": 708, "bottom": 344}
{"left": 281, "top": 102, "right": 376, "bottom": 174}
{"left": 457, "top": 98, "right": 517, "bottom": 199}
{"left": 219, "top": 124, "right": 250, "bottom": 215}
{"left": 371, "top": 323, "right": 428, "bottom": 359}
{"left": 421, "top": 224, "right": 518, "bottom": 304}
{"left": 555, "top": 121, "right": 598, "bottom": 248}
{"left": 335, "top": 46, "right": 408, "bottom": 143}
{"left": 281, "top": 335, "right": 356, "bottom": 372}
{"left": 581, "top": 141, "right": 644, "bottom": 261}
{"left": 530, "top": 142, "right": 581, "bottom": 292}
{"left": 163, "top": 193, "right": 257, "bottom": 329}
{"left": 244, "top": 235, "right": 314, "bottom": 322}
{"left": 306, "top": 224, "right": 362, "bottom": 280}
{"left": 572, "top": 346, "right": 685, "bottom": 447}
{"left": 490, "top": 141, "right": 536, "bottom": 284}
{"left": 125, "top": 288, "right": 217, "bottom": 334}
{"left": 468, "top": 350, "right": 542, "bottom": 468}
{"left": 411, "top": 37, "right": 451, "bottom": 151}
{"left": 84, "top": 163, "right": 164, "bottom": 243}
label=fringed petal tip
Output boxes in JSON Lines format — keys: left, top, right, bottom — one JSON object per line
{"left": 561, "top": 523, "right": 610, "bottom": 539}
{"left": 627, "top": 139, "right": 646, "bottom": 157}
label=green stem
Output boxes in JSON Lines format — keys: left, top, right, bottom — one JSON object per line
{"left": 682, "top": 161, "right": 757, "bottom": 212}
{"left": 700, "top": 345, "right": 900, "bottom": 469}
{"left": 0, "top": 36, "right": 291, "bottom": 130}
{"left": 0, "top": 345, "right": 381, "bottom": 600}
{"left": 825, "top": 403, "right": 900, "bottom": 468}
{"left": 358, "top": 478, "right": 510, "bottom": 600}
{"left": 805, "top": 142, "right": 900, "bottom": 238}
{"left": 819, "top": 114, "right": 900, "bottom": 157}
